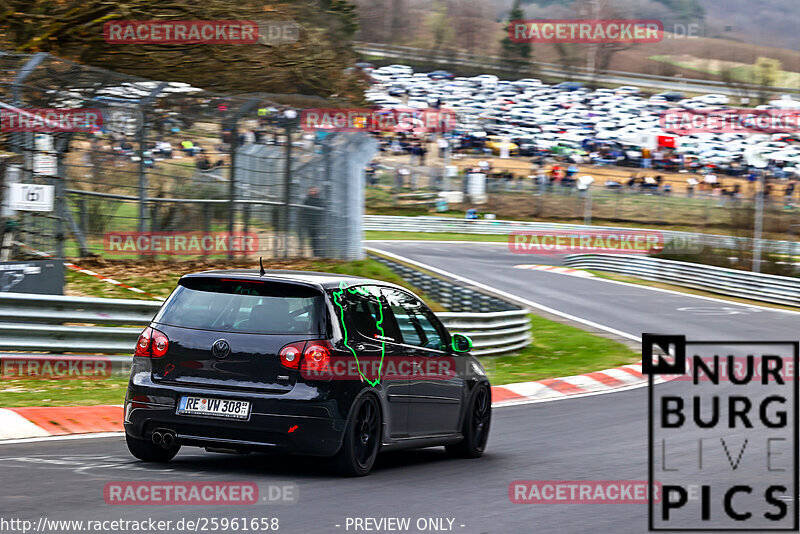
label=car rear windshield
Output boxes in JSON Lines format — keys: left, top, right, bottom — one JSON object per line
{"left": 153, "top": 277, "right": 326, "bottom": 335}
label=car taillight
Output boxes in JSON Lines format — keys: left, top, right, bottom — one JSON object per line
{"left": 134, "top": 327, "right": 152, "bottom": 357}
{"left": 134, "top": 326, "right": 169, "bottom": 358}
{"left": 279, "top": 342, "right": 305, "bottom": 370}
{"left": 301, "top": 341, "right": 332, "bottom": 375}
{"left": 151, "top": 329, "right": 169, "bottom": 358}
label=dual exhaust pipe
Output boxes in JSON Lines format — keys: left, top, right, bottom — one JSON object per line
{"left": 151, "top": 429, "right": 177, "bottom": 449}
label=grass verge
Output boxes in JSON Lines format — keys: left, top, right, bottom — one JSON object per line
{"left": 478, "top": 314, "right": 640, "bottom": 385}
{"left": 65, "top": 257, "right": 446, "bottom": 311}
{"left": 0, "top": 377, "right": 129, "bottom": 408}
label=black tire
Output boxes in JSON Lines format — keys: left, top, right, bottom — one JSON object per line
{"left": 333, "top": 394, "right": 382, "bottom": 476}
{"left": 446, "top": 383, "right": 491, "bottom": 458}
{"left": 125, "top": 432, "right": 180, "bottom": 463}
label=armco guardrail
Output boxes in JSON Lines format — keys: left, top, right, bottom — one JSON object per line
{"left": 0, "top": 292, "right": 161, "bottom": 326}
{"left": 369, "top": 252, "right": 532, "bottom": 355}
{"left": 563, "top": 254, "right": 800, "bottom": 307}
{"left": 0, "top": 289, "right": 530, "bottom": 358}
{"left": 370, "top": 253, "right": 516, "bottom": 313}
{"left": 364, "top": 215, "right": 800, "bottom": 256}
{"left": 438, "top": 310, "right": 531, "bottom": 356}
{"left": 0, "top": 293, "right": 159, "bottom": 354}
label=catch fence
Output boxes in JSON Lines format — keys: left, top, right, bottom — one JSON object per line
{"left": 0, "top": 51, "right": 375, "bottom": 262}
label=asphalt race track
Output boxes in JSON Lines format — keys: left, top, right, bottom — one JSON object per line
{"left": 367, "top": 241, "right": 800, "bottom": 341}
{"left": 2, "top": 241, "right": 797, "bottom": 534}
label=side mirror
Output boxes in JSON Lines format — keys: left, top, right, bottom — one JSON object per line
{"left": 451, "top": 333, "right": 473, "bottom": 353}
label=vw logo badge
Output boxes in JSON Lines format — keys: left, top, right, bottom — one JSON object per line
{"left": 212, "top": 339, "right": 231, "bottom": 359}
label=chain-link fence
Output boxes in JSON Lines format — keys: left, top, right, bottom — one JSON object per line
{"left": 0, "top": 51, "right": 376, "bottom": 262}
{"left": 367, "top": 153, "right": 800, "bottom": 240}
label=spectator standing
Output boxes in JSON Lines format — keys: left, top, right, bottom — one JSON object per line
{"left": 196, "top": 154, "right": 212, "bottom": 171}
{"left": 641, "top": 146, "right": 652, "bottom": 168}
{"left": 566, "top": 163, "right": 578, "bottom": 178}
{"left": 410, "top": 143, "right": 424, "bottom": 166}
{"left": 703, "top": 172, "right": 718, "bottom": 195}
{"left": 653, "top": 149, "right": 664, "bottom": 169}
{"left": 437, "top": 137, "right": 449, "bottom": 159}
{"left": 785, "top": 181, "right": 796, "bottom": 207}
{"left": 687, "top": 178, "right": 698, "bottom": 197}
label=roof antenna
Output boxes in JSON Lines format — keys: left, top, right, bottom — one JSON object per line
{"left": 259, "top": 256, "right": 265, "bottom": 276}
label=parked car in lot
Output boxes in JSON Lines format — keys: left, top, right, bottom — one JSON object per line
{"left": 365, "top": 63, "right": 794, "bottom": 168}
{"left": 615, "top": 86, "right": 640, "bottom": 96}
{"left": 653, "top": 91, "right": 684, "bottom": 102}
{"left": 485, "top": 135, "right": 519, "bottom": 155}
{"left": 427, "top": 70, "right": 455, "bottom": 80}
{"left": 124, "top": 270, "right": 491, "bottom": 476}
{"left": 695, "top": 93, "right": 729, "bottom": 105}
{"left": 554, "top": 81, "right": 583, "bottom": 91}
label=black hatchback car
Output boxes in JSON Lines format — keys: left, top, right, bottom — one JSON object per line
{"left": 124, "top": 270, "right": 491, "bottom": 475}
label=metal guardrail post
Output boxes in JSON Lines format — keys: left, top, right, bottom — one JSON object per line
{"left": 136, "top": 83, "right": 167, "bottom": 257}
{"left": 227, "top": 97, "right": 261, "bottom": 260}
{"left": 283, "top": 118, "right": 292, "bottom": 258}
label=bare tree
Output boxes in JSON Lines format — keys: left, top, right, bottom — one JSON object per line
{"left": 0, "top": 0, "right": 362, "bottom": 98}
{"left": 448, "top": 0, "right": 491, "bottom": 54}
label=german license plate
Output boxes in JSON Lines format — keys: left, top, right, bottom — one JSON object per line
{"left": 178, "top": 396, "right": 251, "bottom": 419}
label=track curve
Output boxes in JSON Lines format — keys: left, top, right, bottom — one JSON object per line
{"left": 2, "top": 241, "right": 795, "bottom": 533}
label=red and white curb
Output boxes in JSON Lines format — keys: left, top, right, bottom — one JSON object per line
{"left": 513, "top": 264, "right": 594, "bottom": 278}
{"left": 12, "top": 241, "right": 164, "bottom": 301}
{"left": 491, "top": 362, "right": 651, "bottom": 406}
{"left": 0, "top": 405, "right": 124, "bottom": 440}
{"left": 65, "top": 263, "right": 165, "bottom": 301}
{"left": 0, "top": 364, "right": 654, "bottom": 441}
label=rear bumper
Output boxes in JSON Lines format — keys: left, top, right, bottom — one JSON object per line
{"left": 124, "top": 374, "right": 347, "bottom": 457}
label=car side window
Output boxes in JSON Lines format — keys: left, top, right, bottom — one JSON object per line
{"left": 332, "top": 285, "right": 400, "bottom": 343}
{"left": 380, "top": 287, "right": 447, "bottom": 351}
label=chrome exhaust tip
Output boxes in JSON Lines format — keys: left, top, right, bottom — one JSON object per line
{"left": 151, "top": 431, "right": 163, "bottom": 445}
{"left": 162, "top": 432, "right": 175, "bottom": 447}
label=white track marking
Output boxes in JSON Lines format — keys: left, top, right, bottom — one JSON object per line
{"left": 514, "top": 264, "right": 595, "bottom": 277}
{"left": 0, "top": 432, "right": 124, "bottom": 445}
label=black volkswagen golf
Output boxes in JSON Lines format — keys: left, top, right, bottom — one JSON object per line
{"left": 124, "top": 269, "right": 491, "bottom": 476}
